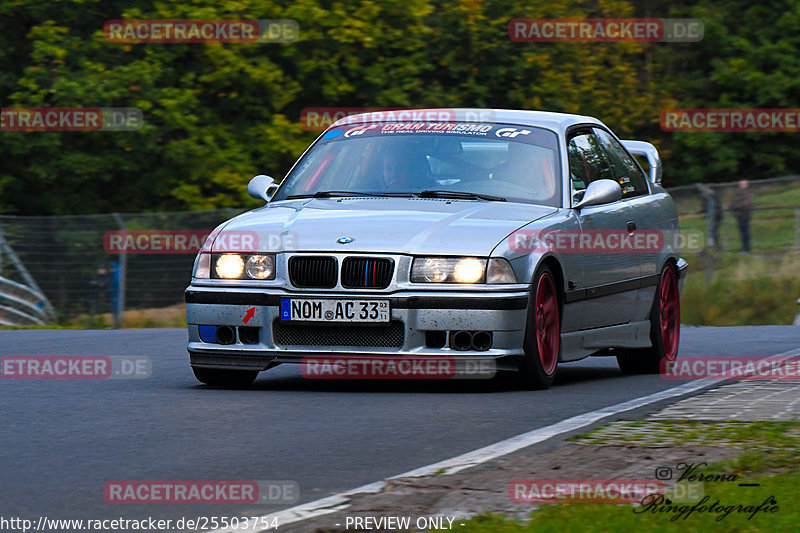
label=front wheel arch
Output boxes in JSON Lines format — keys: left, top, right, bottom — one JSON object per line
{"left": 534, "top": 255, "right": 565, "bottom": 315}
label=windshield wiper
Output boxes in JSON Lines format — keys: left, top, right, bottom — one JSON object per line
{"left": 417, "top": 190, "right": 506, "bottom": 202}
{"left": 285, "top": 190, "right": 387, "bottom": 199}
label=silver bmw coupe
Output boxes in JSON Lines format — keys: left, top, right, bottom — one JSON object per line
{"left": 185, "top": 109, "right": 687, "bottom": 389}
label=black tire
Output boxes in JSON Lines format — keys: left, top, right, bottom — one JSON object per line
{"left": 519, "top": 265, "right": 561, "bottom": 389}
{"left": 617, "top": 263, "right": 681, "bottom": 374}
{"left": 192, "top": 367, "right": 258, "bottom": 388}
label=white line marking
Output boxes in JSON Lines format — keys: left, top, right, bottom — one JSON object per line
{"left": 215, "top": 347, "right": 800, "bottom": 532}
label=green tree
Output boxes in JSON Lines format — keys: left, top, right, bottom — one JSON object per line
{"left": 1, "top": 0, "right": 797, "bottom": 214}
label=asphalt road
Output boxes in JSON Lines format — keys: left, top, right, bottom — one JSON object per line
{"left": 1, "top": 326, "right": 798, "bottom": 523}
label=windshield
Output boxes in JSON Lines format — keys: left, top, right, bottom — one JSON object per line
{"left": 272, "top": 122, "right": 561, "bottom": 206}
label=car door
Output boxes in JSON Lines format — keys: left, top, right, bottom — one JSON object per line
{"left": 593, "top": 127, "right": 676, "bottom": 323}
{"left": 592, "top": 128, "right": 658, "bottom": 279}
{"left": 565, "top": 129, "right": 638, "bottom": 329}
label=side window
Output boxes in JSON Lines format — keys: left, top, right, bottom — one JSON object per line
{"left": 593, "top": 128, "right": 649, "bottom": 197}
{"left": 567, "top": 131, "right": 614, "bottom": 197}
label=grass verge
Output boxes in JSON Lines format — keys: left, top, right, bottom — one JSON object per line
{"left": 456, "top": 421, "right": 800, "bottom": 533}
{"left": 681, "top": 272, "right": 800, "bottom": 326}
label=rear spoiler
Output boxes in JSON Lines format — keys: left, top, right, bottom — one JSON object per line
{"left": 620, "top": 140, "right": 662, "bottom": 185}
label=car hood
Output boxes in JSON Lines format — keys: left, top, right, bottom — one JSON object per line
{"left": 213, "top": 197, "right": 557, "bottom": 256}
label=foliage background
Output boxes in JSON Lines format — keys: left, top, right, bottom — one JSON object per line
{"left": 1, "top": 0, "right": 799, "bottom": 215}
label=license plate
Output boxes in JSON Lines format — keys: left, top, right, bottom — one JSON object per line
{"left": 280, "top": 298, "right": 390, "bottom": 323}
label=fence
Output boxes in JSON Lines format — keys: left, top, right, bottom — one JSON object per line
{"left": 0, "top": 176, "right": 799, "bottom": 327}
{"left": 669, "top": 175, "right": 800, "bottom": 254}
{"left": 0, "top": 209, "right": 243, "bottom": 326}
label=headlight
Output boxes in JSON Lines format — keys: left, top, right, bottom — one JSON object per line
{"left": 411, "top": 257, "right": 487, "bottom": 284}
{"left": 245, "top": 254, "right": 274, "bottom": 279}
{"left": 453, "top": 258, "right": 484, "bottom": 283}
{"left": 216, "top": 254, "right": 244, "bottom": 279}
{"left": 211, "top": 254, "right": 276, "bottom": 280}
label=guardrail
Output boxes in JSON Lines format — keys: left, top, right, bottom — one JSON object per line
{"left": 0, "top": 209, "right": 239, "bottom": 325}
{"left": 0, "top": 226, "right": 58, "bottom": 326}
{"left": 0, "top": 277, "right": 53, "bottom": 326}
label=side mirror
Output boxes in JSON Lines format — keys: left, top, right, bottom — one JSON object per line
{"left": 621, "top": 140, "right": 662, "bottom": 185}
{"left": 247, "top": 175, "right": 278, "bottom": 202}
{"left": 573, "top": 179, "right": 622, "bottom": 210}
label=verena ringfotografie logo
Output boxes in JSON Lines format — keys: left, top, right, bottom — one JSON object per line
{"left": 302, "top": 108, "right": 497, "bottom": 131}
{"left": 1, "top": 356, "right": 150, "bottom": 379}
{"left": 662, "top": 356, "right": 800, "bottom": 380}
{"left": 301, "top": 356, "right": 496, "bottom": 380}
{"left": 661, "top": 109, "right": 800, "bottom": 132}
{"left": 1, "top": 108, "right": 142, "bottom": 132}
{"left": 103, "top": 20, "right": 298, "bottom": 43}
{"left": 509, "top": 18, "right": 703, "bottom": 42}
{"left": 509, "top": 479, "right": 665, "bottom": 503}
{"left": 104, "top": 480, "right": 299, "bottom": 504}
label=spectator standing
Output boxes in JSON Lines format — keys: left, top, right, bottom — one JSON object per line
{"left": 729, "top": 180, "right": 754, "bottom": 253}
{"left": 696, "top": 183, "right": 723, "bottom": 251}
{"left": 89, "top": 264, "right": 110, "bottom": 317}
{"left": 110, "top": 260, "right": 121, "bottom": 327}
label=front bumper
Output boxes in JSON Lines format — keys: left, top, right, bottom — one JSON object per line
{"left": 185, "top": 286, "right": 529, "bottom": 372}
{"left": 677, "top": 257, "right": 688, "bottom": 291}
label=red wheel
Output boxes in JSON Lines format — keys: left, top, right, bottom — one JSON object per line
{"left": 521, "top": 266, "right": 561, "bottom": 389}
{"left": 535, "top": 272, "right": 560, "bottom": 375}
{"left": 659, "top": 266, "right": 680, "bottom": 360}
{"left": 617, "top": 263, "right": 681, "bottom": 374}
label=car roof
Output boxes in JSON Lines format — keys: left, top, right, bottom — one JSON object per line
{"left": 331, "top": 108, "right": 607, "bottom": 135}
